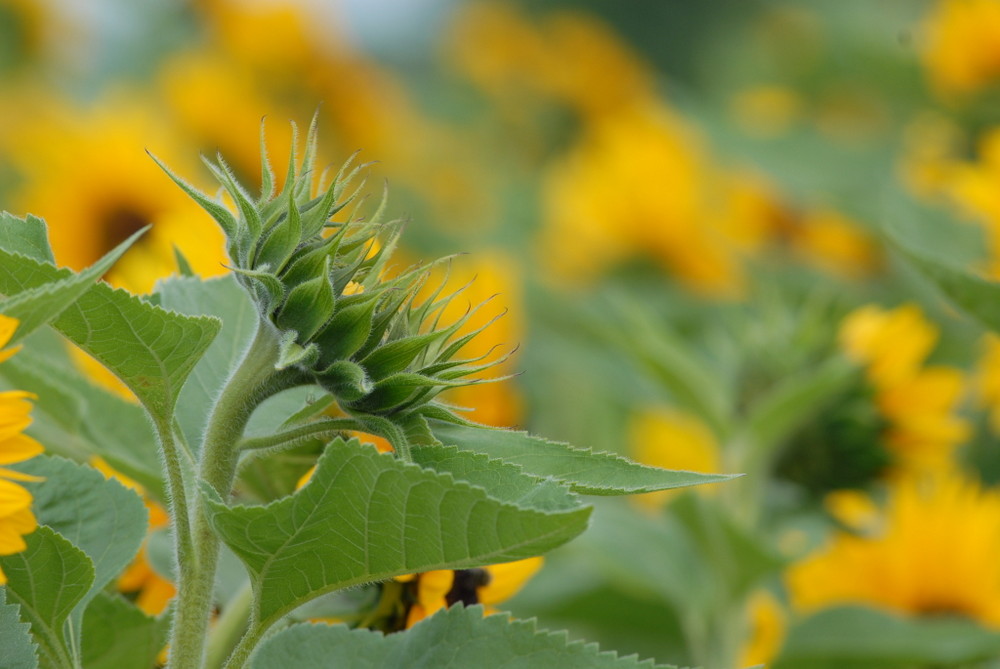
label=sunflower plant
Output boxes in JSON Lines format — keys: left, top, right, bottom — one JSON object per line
{"left": 0, "top": 120, "right": 730, "bottom": 669}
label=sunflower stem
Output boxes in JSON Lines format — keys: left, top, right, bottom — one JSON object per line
{"left": 167, "top": 320, "right": 288, "bottom": 669}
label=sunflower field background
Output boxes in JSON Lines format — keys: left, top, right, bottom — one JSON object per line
{"left": 6, "top": 0, "right": 1000, "bottom": 667}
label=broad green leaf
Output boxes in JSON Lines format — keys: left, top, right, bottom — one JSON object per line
{"left": 157, "top": 274, "right": 257, "bottom": 451}
{"left": 891, "top": 235, "right": 1000, "bottom": 333}
{"left": 0, "top": 588, "right": 38, "bottom": 669}
{"left": 0, "top": 212, "right": 53, "bottom": 263}
{"left": 0, "top": 526, "right": 95, "bottom": 669}
{"left": 774, "top": 606, "right": 1000, "bottom": 669}
{"left": 204, "top": 438, "right": 591, "bottom": 627}
{"left": 0, "top": 349, "right": 164, "bottom": 500}
{"left": 80, "top": 593, "right": 168, "bottom": 669}
{"left": 0, "top": 240, "right": 220, "bottom": 422}
{"left": 16, "top": 457, "right": 147, "bottom": 622}
{"left": 430, "top": 422, "right": 735, "bottom": 495}
{"left": 250, "top": 606, "right": 680, "bottom": 669}
{"left": 0, "top": 227, "right": 144, "bottom": 346}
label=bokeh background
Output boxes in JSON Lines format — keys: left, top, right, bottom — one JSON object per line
{"left": 7, "top": 0, "right": 1000, "bottom": 666}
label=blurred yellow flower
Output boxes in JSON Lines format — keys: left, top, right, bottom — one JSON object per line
{"left": 91, "top": 457, "right": 175, "bottom": 615}
{"left": 4, "top": 96, "right": 227, "bottom": 293}
{"left": 541, "top": 101, "right": 745, "bottom": 297}
{"left": 789, "top": 209, "right": 880, "bottom": 280}
{"left": 787, "top": 471, "right": 1000, "bottom": 627}
{"left": 629, "top": 408, "right": 720, "bottom": 509}
{"left": 940, "top": 127, "right": 1000, "bottom": 276}
{"left": 730, "top": 85, "right": 803, "bottom": 138}
{"left": 839, "top": 304, "right": 969, "bottom": 474}
{"left": 0, "top": 315, "right": 43, "bottom": 586}
{"left": 739, "top": 590, "right": 787, "bottom": 668}
{"left": 976, "top": 334, "right": 1000, "bottom": 432}
{"left": 922, "top": 0, "right": 1000, "bottom": 98}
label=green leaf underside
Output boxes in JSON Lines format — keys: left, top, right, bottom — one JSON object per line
{"left": 15, "top": 457, "right": 146, "bottom": 624}
{"left": 774, "top": 606, "right": 1000, "bottom": 668}
{"left": 0, "top": 243, "right": 220, "bottom": 421}
{"left": 157, "top": 274, "right": 257, "bottom": 451}
{"left": 430, "top": 422, "right": 735, "bottom": 495}
{"left": 80, "top": 593, "right": 168, "bottom": 669}
{"left": 250, "top": 606, "right": 679, "bottom": 669}
{"left": 0, "top": 588, "right": 38, "bottom": 669}
{"left": 0, "top": 227, "right": 143, "bottom": 347}
{"left": 0, "top": 348, "right": 165, "bottom": 500}
{"left": 892, "top": 236, "right": 1000, "bottom": 333}
{"left": 0, "top": 526, "right": 95, "bottom": 668}
{"left": 204, "top": 439, "right": 591, "bottom": 625}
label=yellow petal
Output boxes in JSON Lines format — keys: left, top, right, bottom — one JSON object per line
{"left": 0, "top": 467, "right": 44, "bottom": 483}
{"left": 0, "top": 433, "right": 43, "bottom": 465}
{"left": 0, "top": 478, "right": 32, "bottom": 515}
{"left": 416, "top": 570, "right": 454, "bottom": 611}
{"left": 478, "top": 557, "right": 544, "bottom": 605}
{"left": 0, "top": 344, "right": 21, "bottom": 366}
{"left": 0, "top": 315, "right": 19, "bottom": 352}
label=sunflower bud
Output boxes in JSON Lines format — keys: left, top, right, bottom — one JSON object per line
{"left": 156, "top": 117, "right": 509, "bottom": 426}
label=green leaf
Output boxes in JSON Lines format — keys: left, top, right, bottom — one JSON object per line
{"left": 0, "top": 212, "right": 54, "bottom": 263}
{"left": 0, "top": 227, "right": 145, "bottom": 346}
{"left": 157, "top": 274, "right": 257, "bottom": 452}
{"left": 80, "top": 593, "right": 168, "bottom": 669}
{"left": 0, "top": 587, "right": 38, "bottom": 669}
{"left": 891, "top": 234, "right": 1000, "bottom": 333}
{"left": 0, "top": 348, "right": 164, "bottom": 500}
{"left": 203, "top": 438, "right": 591, "bottom": 627}
{"left": 0, "top": 244, "right": 221, "bottom": 422}
{"left": 430, "top": 422, "right": 735, "bottom": 495}
{"left": 250, "top": 606, "right": 679, "bottom": 669}
{"left": 0, "top": 527, "right": 95, "bottom": 668}
{"left": 16, "top": 457, "right": 147, "bottom": 618}
{"left": 774, "top": 606, "right": 1000, "bottom": 669}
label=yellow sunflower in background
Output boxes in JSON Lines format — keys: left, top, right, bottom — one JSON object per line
{"left": 395, "top": 557, "right": 544, "bottom": 629}
{"left": 839, "top": 303, "right": 969, "bottom": 475}
{"left": 787, "top": 470, "right": 1000, "bottom": 627}
{"left": 628, "top": 408, "right": 721, "bottom": 509}
{"left": 922, "top": 0, "right": 1000, "bottom": 99}
{"left": 0, "top": 315, "right": 43, "bottom": 585}
{"left": 3, "top": 95, "right": 227, "bottom": 294}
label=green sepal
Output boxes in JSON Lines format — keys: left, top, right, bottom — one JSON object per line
{"left": 276, "top": 258, "right": 336, "bottom": 342}
{"left": 359, "top": 329, "right": 451, "bottom": 382}
{"left": 314, "top": 294, "right": 379, "bottom": 366}
{"left": 231, "top": 267, "right": 287, "bottom": 315}
{"left": 316, "top": 359, "right": 372, "bottom": 401}
{"left": 147, "top": 150, "right": 238, "bottom": 239}
{"left": 276, "top": 329, "right": 319, "bottom": 370}
{"left": 255, "top": 193, "right": 302, "bottom": 275}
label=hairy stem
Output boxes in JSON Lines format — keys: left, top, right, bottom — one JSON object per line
{"left": 168, "top": 321, "right": 286, "bottom": 669}
{"left": 238, "top": 417, "right": 359, "bottom": 452}
{"left": 220, "top": 615, "right": 266, "bottom": 669}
